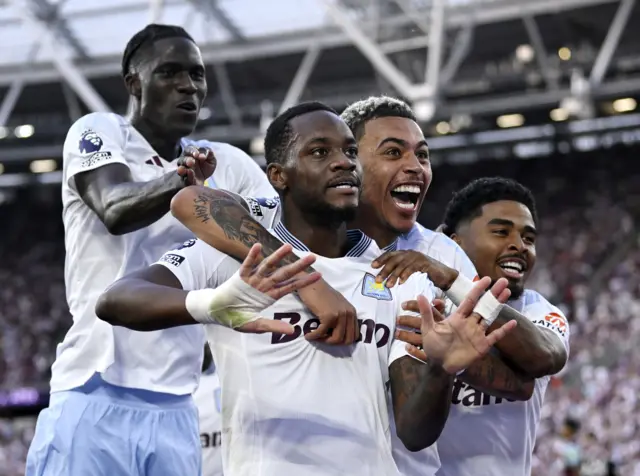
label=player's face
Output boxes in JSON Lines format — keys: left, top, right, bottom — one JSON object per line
{"left": 456, "top": 200, "right": 537, "bottom": 299}
{"left": 271, "top": 110, "right": 361, "bottom": 222}
{"left": 138, "top": 38, "right": 207, "bottom": 137}
{"left": 357, "top": 117, "right": 431, "bottom": 233}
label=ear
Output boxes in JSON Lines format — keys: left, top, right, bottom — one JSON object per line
{"left": 124, "top": 72, "right": 142, "bottom": 99}
{"left": 449, "top": 232, "right": 461, "bottom": 245}
{"left": 267, "top": 163, "right": 288, "bottom": 193}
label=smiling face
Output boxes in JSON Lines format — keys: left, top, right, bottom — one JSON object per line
{"left": 453, "top": 200, "right": 537, "bottom": 299}
{"left": 267, "top": 110, "right": 362, "bottom": 223}
{"left": 356, "top": 116, "right": 431, "bottom": 234}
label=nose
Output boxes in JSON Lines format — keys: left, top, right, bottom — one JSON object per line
{"left": 403, "top": 154, "right": 425, "bottom": 175}
{"left": 176, "top": 72, "right": 197, "bottom": 94}
{"left": 330, "top": 154, "right": 357, "bottom": 172}
{"left": 507, "top": 234, "right": 527, "bottom": 253}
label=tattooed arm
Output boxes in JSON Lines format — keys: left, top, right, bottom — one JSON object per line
{"left": 458, "top": 352, "right": 534, "bottom": 400}
{"left": 389, "top": 356, "right": 453, "bottom": 452}
{"left": 170, "top": 185, "right": 307, "bottom": 269}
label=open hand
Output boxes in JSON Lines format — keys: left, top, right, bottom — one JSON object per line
{"left": 409, "top": 277, "right": 517, "bottom": 374}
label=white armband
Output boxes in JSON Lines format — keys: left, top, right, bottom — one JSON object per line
{"left": 445, "top": 273, "right": 474, "bottom": 306}
{"left": 185, "top": 271, "right": 275, "bottom": 328}
{"left": 473, "top": 292, "right": 503, "bottom": 326}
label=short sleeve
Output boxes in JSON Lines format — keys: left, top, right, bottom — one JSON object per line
{"left": 526, "top": 299, "right": 571, "bottom": 356}
{"left": 63, "top": 113, "right": 129, "bottom": 189}
{"left": 154, "top": 238, "right": 240, "bottom": 291}
{"left": 452, "top": 245, "right": 478, "bottom": 281}
{"left": 239, "top": 196, "right": 281, "bottom": 228}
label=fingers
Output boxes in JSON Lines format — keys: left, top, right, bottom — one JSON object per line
{"left": 431, "top": 305, "right": 446, "bottom": 323}
{"left": 254, "top": 244, "right": 295, "bottom": 277}
{"left": 417, "top": 294, "right": 435, "bottom": 334}
{"left": 401, "top": 300, "right": 420, "bottom": 313}
{"left": 373, "top": 253, "right": 407, "bottom": 287}
{"left": 371, "top": 251, "right": 394, "bottom": 269}
{"left": 239, "top": 317, "right": 295, "bottom": 335}
{"left": 488, "top": 277, "right": 509, "bottom": 301}
{"left": 324, "top": 312, "right": 346, "bottom": 345}
{"left": 397, "top": 314, "right": 422, "bottom": 331}
{"left": 455, "top": 276, "right": 491, "bottom": 318}
{"left": 268, "top": 272, "right": 322, "bottom": 300}
{"left": 344, "top": 313, "right": 357, "bottom": 345}
{"left": 266, "top": 254, "right": 317, "bottom": 285}
{"left": 395, "top": 328, "right": 423, "bottom": 347}
{"left": 484, "top": 320, "right": 517, "bottom": 347}
{"left": 239, "top": 244, "right": 264, "bottom": 278}
{"left": 305, "top": 321, "right": 332, "bottom": 341}
{"left": 405, "top": 344, "right": 428, "bottom": 363}
{"left": 433, "top": 299, "right": 446, "bottom": 313}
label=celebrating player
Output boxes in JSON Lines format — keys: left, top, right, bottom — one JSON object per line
{"left": 26, "top": 23, "right": 278, "bottom": 476}
{"left": 96, "top": 102, "right": 516, "bottom": 475}
{"left": 394, "top": 177, "right": 570, "bottom": 476}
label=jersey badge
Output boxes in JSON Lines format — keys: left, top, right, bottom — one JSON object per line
{"left": 78, "top": 129, "right": 104, "bottom": 154}
{"left": 178, "top": 239, "right": 197, "bottom": 250}
{"left": 538, "top": 312, "right": 568, "bottom": 336}
{"left": 256, "top": 197, "right": 279, "bottom": 209}
{"left": 361, "top": 273, "right": 392, "bottom": 301}
{"left": 245, "top": 197, "right": 263, "bottom": 217}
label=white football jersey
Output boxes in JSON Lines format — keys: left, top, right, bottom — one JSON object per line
{"left": 54, "top": 112, "right": 275, "bottom": 394}
{"left": 155, "top": 218, "right": 436, "bottom": 476}
{"left": 389, "top": 224, "right": 479, "bottom": 476}
{"left": 436, "top": 289, "right": 571, "bottom": 476}
{"left": 195, "top": 366, "right": 223, "bottom": 476}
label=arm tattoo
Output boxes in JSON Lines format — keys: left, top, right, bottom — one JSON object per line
{"left": 389, "top": 356, "right": 453, "bottom": 451}
{"left": 459, "top": 352, "right": 534, "bottom": 400}
{"left": 192, "top": 190, "right": 308, "bottom": 270}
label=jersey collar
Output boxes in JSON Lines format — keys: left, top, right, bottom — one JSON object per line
{"left": 273, "top": 222, "right": 373, "bottom": 258}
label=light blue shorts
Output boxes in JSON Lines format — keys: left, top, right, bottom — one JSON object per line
{"left": 26, "top": 373, "right": 201, "bottom": 476}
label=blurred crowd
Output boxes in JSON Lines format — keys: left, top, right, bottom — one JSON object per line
{"left": 0, "top": 148, "right": 639, "bottom": 475}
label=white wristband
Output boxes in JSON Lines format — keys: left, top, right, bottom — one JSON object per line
{"left": 473, "top": 291, "right": 504, "bottom": 326}
{"left": 445, "top": 273, "right": 474, "bottom": 306}
{"left": 185, "top": 271, "right": 275, "bottom": 328}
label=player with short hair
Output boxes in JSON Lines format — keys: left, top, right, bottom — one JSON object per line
{"left": 97, "top": 102, "right": 516, "bottom": 475}
{"left": 26, "top": 23, "right": 279, "bottom": 476}
{"left": 395, "top": 177, "right": 570, "bottom": 476}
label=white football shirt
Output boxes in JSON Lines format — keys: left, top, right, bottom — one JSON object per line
{"left": 436, "top": 290, "right": 571, "bottom": 476}
{"left": 54, "top": 112, "right": 275, "bottom": 394}
{"left": 195, "top": 365, "right": 223, "bottom": 476}
{"left": 155, "top": 219, "right": 436, "bottom": 476}
{"left": 389, "top": 223, "right": 479, "bottom": 476}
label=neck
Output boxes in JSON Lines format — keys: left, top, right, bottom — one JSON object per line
{"left": 281, "top": 203, "right": 350, "bottom": 258}
{"left": 129, "top": 112, "right": 182, "bottom": 161}
{"left": 350, "top": 207, "right": 399, "bottom": 249}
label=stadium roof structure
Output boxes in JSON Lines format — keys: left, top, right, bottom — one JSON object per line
{"left": 2, "top": 0, "right": 640, "bottom": 170}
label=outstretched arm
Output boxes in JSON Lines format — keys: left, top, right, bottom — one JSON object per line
{"left": 374, "top": 250, "right": 566, "bottom": 378}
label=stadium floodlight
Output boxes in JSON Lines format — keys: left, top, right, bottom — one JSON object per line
{"left": 612, "top": 98, "right": 637, "bottom": 113}
{"left": 14, "top": 124, "right": 34, "bottom": 138}
{"left": 550, "top": 108, "right": 570, "bottom": 122}
{"left": 29, "top": 159, "right": 56, "bottom": 173}
{"left": 436, "top": 122, "right": 451, "bottom": 135}
{"left": 497, "top": 114, "right": 524, "bottom": 128}
{"left": 558, "top": 47, "right": 572, "bottom": 61}
{"left": 515, "top": 44, "right": 535, "bottom": 63}
{"left": 0, "top": 127, "right": 7, "bottom": 140}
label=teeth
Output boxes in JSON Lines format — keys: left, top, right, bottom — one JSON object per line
{"left": 335, "top": 184, "right": 354, "bottom": 189}
{"left": 393, "top": 185, "right": 421, "bottom": 194}
{"left": 500, "top": 261, "right": 524, "bottom": 272}
{"left": 392, "top": 199, "right": 416, "bottom": 210}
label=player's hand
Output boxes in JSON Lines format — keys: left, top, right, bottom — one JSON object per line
{"left": 372, "top": 250, "right": 458, "bottom": 289}
{"left": 395, "top": 299, "right": 446, "bottom": 362}
{"left": 415, "top": 277, "right": 517, "bottom": 375}
{"left": 235, "top": 243, "right": 322, "bottom": 335}
{"left": 297, "top": 279, "right": 360, "bottom": 345}
{"left": 177, "top": 146, "right": 216, "bottom": 186}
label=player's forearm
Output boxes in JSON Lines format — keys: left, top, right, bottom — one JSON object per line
{"left": 96, "top": 278, "right": 198, "bottom": 331}
{"left": 490, "top": 306, "right": 562, "bottom": 378}
{"left": 102, "top": 172, "right": 184, "bottom": 235}
{"left": 458, "top": 351, "right": 534, "bottom": 401}
{"left": 390, "top": 357, "right": 453, "bottom": 452}
{"left": 171, "top": 186, "right": 310, "bottom": 271}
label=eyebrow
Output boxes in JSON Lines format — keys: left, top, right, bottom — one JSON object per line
{"left": 487, "top": 218, "right": 537, "bottom": 235}
{"left": 377, "top": 137, "right": 429, "bottom": 149}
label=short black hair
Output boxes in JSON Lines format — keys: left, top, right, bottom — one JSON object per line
{"left": 264, "top": 101, "right": 337, "bottom": 166}
{"left": 564, "top": 417, "right": 581, "bottom": 433}
{"left": 441, "top": 177, "right": 538, "bottom": 236}
{"left": 341, "top": 95, "right": 417, "bottom": 140}
{"left": 122, "top": 24, "right": 195, "bottom": 77}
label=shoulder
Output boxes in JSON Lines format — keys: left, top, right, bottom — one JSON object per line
{"left": 67, "top": 112, "right": 127, "bottom": 137}
{"left": 520, "top": 289, "right": 570, "bottom": 336}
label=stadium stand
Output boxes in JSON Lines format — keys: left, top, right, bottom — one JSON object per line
{"left": 0, "top": 147, "right": 638, "bottom": 475}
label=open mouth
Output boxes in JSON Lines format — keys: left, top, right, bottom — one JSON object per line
{"left": 390, "top": 184, "right": 421, "bottom": 211}
{"left": 177, "top": 102, "right": 197, "bottom": 112}
{"left": 498, "top": 259, "right": 527, "bottom": 279}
